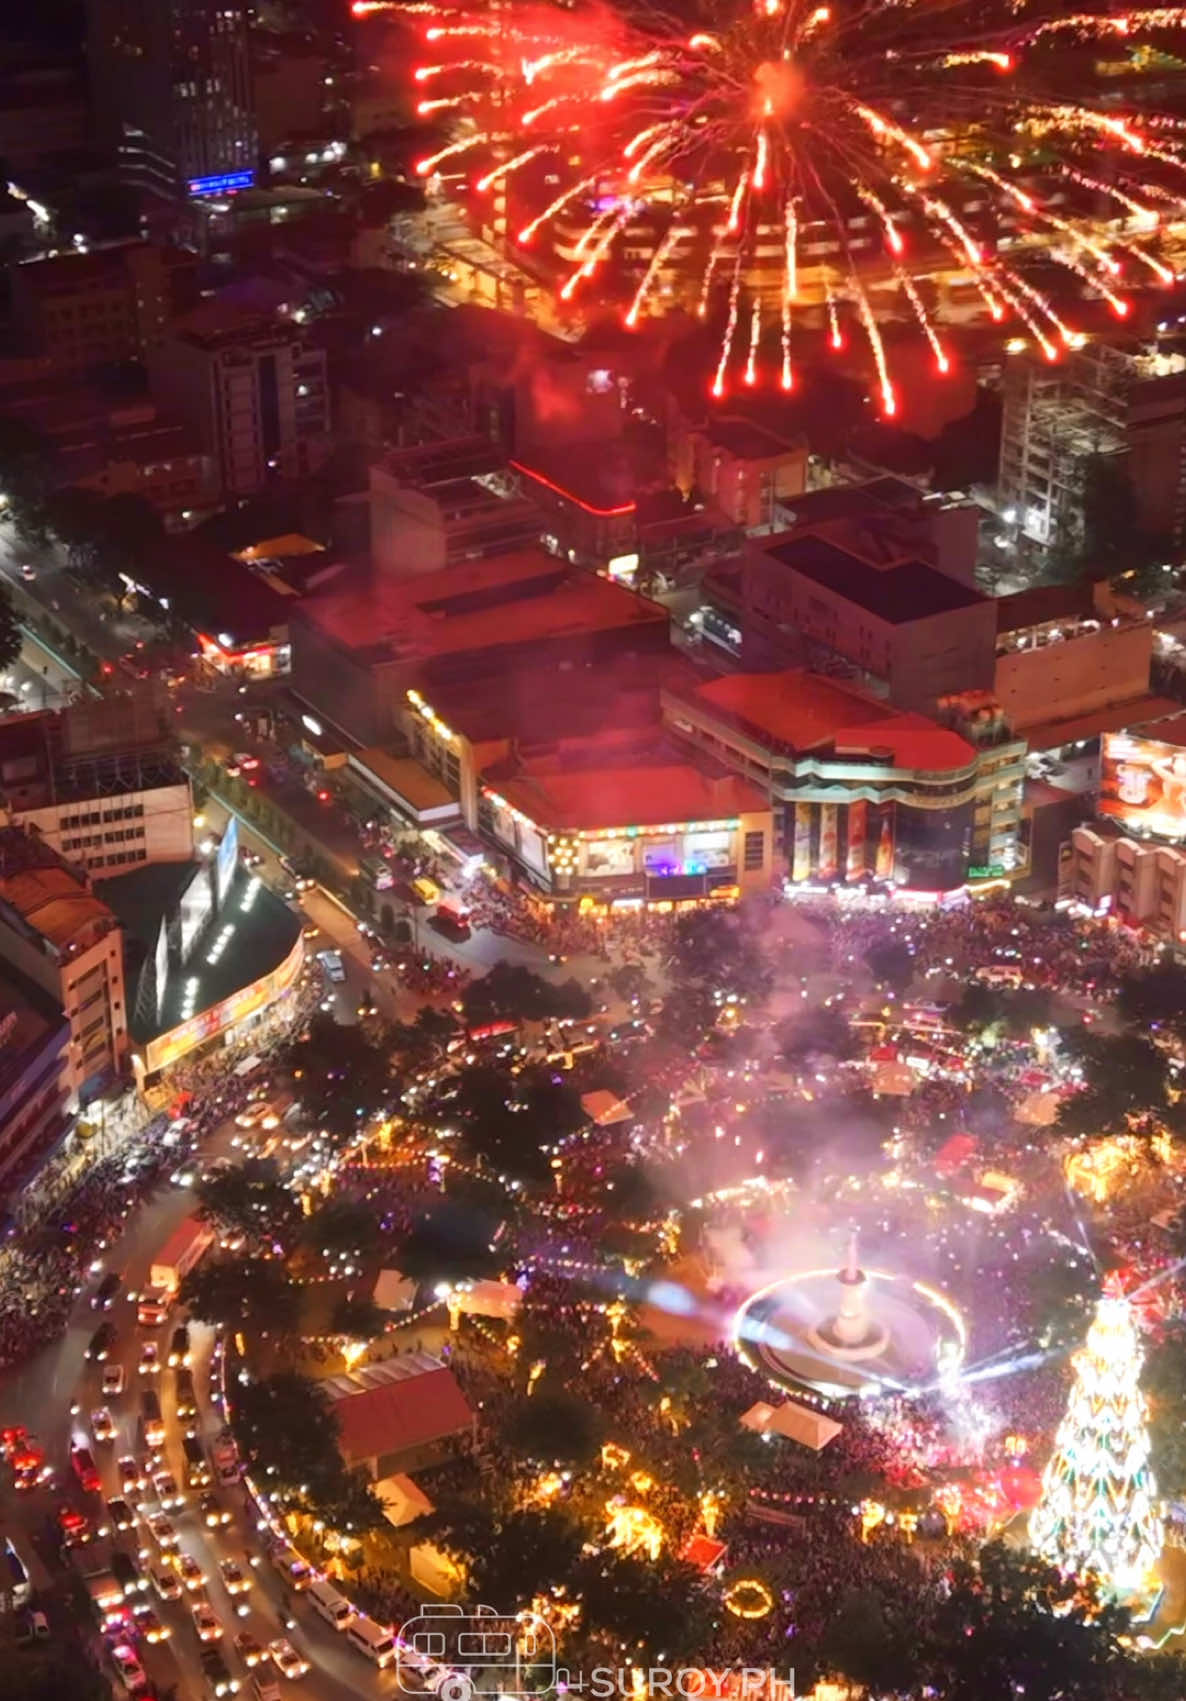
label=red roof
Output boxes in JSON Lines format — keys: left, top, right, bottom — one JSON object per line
{"left": 491, "top": 764, "right": 768, "bottom": 833}
{"left": 327, "top": 1360, "right": 473, "bottom": 1464}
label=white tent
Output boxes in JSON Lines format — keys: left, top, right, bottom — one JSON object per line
{"left": 375, "top": 1472, "right": 434, "bottom": 1528}
{"left": 741, "top": 1399, "right": 842, "bottom": 1451}
{"left": 449, "top": 1280, "right": 522, "bottom": 1323}
{"left": 372, "top": 1269, "right": 416, "bottom": 1312}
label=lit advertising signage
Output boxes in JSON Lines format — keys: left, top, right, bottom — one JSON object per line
{"left": 215, "top": 817, "right": 239, "bottom": 908}
{"left": 179, "top": 864, "right": 214, "bottom": 960}
{"left": 154, "top": 917, "right": 170, "bottom": 1024}
{"left": 187, "top": 170, "right": 255, "bottom": 197}
{"left": 145, "top": 936, "right": 304, "bottom": 1076}
{"left": 1099, "top": 733, "right": 1186, "bottom": 839}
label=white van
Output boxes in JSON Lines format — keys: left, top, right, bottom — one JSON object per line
{"left": 307, "top": 1578, "right": 354, "bottom": 1631}
{"left": 345, "top": 1615, "right": 396, "bottom": 1666}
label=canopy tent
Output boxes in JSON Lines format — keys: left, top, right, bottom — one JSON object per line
{"left": 448, "top": 1280, "right": 522, "bottom": 1324}
{"left": 375, "top": 1472, "right": 435, "bottom": 1528}
{"left": 741, "top": 1399, "right": 842, "bottom": 1451}
{"left": 581, "top": 1090, "right": 633, "bottom": 1127}
{"left": 372, "top": 1269, "right": 416, "bottom": 1312}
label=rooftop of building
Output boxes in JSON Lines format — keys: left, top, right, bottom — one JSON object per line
{"left": 996, "top": 581, "right": 1100, "bottom": 634}
{"left": 0, "top": 710, "right": 185, "bottom": 809}
{"left": 676, "top": 670, "right": 978, "bottom": 771}
{"left": 375, "top": 436, "right": 507, "bottom": 490}
{"left": 168, "top": 301, "right": 310, "bottom": 351}
{"left": 774, "top": 475, "right": 927, "bottom": 529}
{"left": 762, "top": 530, "right": 986, "bottom": 624}
{"left": 488, "top": 760, "right": 767, "bottom": 834}
{"left": 323, "top": 1351, "right": 473, "bottom": 1464}
{"left": 0, "top": 827, "right": 118, "bottom": 954}
{"left": 298, "top": 552, "right": 667, "bottom": 666}
{"left": 12, "top": 241, "right": 191, "bottom": 295}
{"left": 102, "top": 860, "right": 302, "bottom": 1043}
{"left": 700, "top": 415, "right": 806, "bottom": 461}
{"left": 421, "top": 651, "right": 702, "bottom": 748}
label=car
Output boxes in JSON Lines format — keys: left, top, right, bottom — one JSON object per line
{"left": 106, "top": 1496, "right": 136, "bottom": 1533}
{"left": 135, "top": 1605, "right": 170, "bottom": 1643}
{"left": 218, "top": 1557, "right": 250, "bottom": 1596}
{"left": 87, "top": 1323, "right": 117, "bottom": 1361}
{"left": 152, "top": 1469, "right": 182, "bottom": 1509}
{"left": 251, "top": 1675, "right": 282, "bottom": 1701}
{"left": 233, "top": 1630, "right": 266, "bottom": 1668}
{"left": 118, "top": 1456, "right": 147, "bottom": 1495}
{"left": 168, "top": 1324, "right": 190, "bottom": 1368}
{"left": 108, "top": 1640, "right": 147, "bottom": 1693}
{"left": 102, "top": 1363, "right": 126, "bottom": 1398}
{"left": 92, "top": 1407, "right": 116, "bottom": 1445}
{"left": 12, "top": 1436, "right": 52, "bottom": 1490}
{"left": 137, "top": 1342, "right": 160, "bottom": 1376}
{"left": 267, "top": 1639, "right": 309, "bottom": 1681}
{"left": 93, "top": 1272, "right": 122, "bottom": 1310}
{"left": 56, "top": 1504, "right": 92, "bottom": 1546}
{"left": 199, "top": 1492, "right": 231, "bottom": 1528}
{"left": 316, "top": 949, "right": 346, "bottom": 983}
{"left": 145, "top": 1513, "right": 177, "bottom": 1550}
{"left": 174, "top": 1368, "right": 197, "bottom": 1421}
{"left": 110, "top": 1550, "right": 147, "bottom": 1597}
{"left": 71, "top": 1444, "right": 101, "bottom": 1494}
{"left": 234, "top": 1103, "right": 268, "bottom": 1129}
{"left": 175, "top": 1552, "right": 205, "bottom": 1592}
{"left": 148, "top": 1558, "right": 180, "bottom": 1598}
{"left": 192, "top": 1597, "right": 223, "bottom": 1641}
{"left": 302, "top": 923, "right": 320, "bottom": 940}
{"left": 200, "top": 1646, "right": 240, "bottom": 1696}
{"left": 0, "top": 1425, "right": 27, "bottom": 1460}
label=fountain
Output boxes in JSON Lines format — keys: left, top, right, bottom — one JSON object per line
{"left": 805, "top": 1233, "right": 890, "bottom": 1360}
{"left": 732, "top": 1230, "right": 966, "bottom": 1400}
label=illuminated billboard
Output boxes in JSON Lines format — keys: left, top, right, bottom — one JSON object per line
{"left": 215, "top": 817, "right": 239, "bottom": 908}
{"left": 144, "top": 936, "right": 304, "bottom": 1076}
{"left": 154, "top": 917, "right": 170, "bottom": 1024}
{"left": 187, "top": 170, "right": 254, "bottom": 197}
{"left": 1100, "top": 733, "right": 1186, "bottom": 839}
{"left": 179, "top": 864, "right": 214, "bottom": 960}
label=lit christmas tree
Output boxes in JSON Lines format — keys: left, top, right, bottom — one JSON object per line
{"left": 1029, "top": 1277, "right": 1162, "bottom": 1596}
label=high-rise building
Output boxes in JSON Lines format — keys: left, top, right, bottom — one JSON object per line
{"left": 10, "top": 242, "right": 199, "bottom": 378}
{"left": 85, "top": 0, "right": 257, "bottom": 198}
{"left": 998, "top": 339, "right": 1186, "bottom": 558}
{"left": 147, "top": 304, "right": 330, "bottom": 497}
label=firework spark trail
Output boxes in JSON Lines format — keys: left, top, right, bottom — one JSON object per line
{"left": 857, "top": 186, "right": 903, "bottom": 256}
{"left": 993, "top": 270, "right": 1070, "bottom": 355}
{"left": 625, "top": 223, "right": 690, "bottom": 325}
{"left": 712, "top": 250, "right": 745, "bottom": 398}
{"left": 821, "top": 274, "right": 842, "bottom": 350}
{"left": 475, "top": 144, "right": 553, "bottom": 193}
{"left": 399, "top": 0, "right": 1186, "bottom": 397}
{"left": 518, "top": 173, "right": 602, "bottom": 243}
{"left": 897, "top": 269, "right": 949, "bottom": 374}
{"left": 744, "top": 294, "right": 762, "bottom": 385}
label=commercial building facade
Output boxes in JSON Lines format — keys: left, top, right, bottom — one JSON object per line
{"left": 0, "top": 971, "right": 71, "bottom": 1195}
{"left": 149, "top": 306, "right": 330, "bottom": 498}
{"left": 662, "top": 672, "right": 1025, "bottom": 893}
{"left": 86, "top": 0, "right": 257, "bottom": 197}
{"left": 999, "top": 340, "right": 1186, "bottom": 557}
{"left": 10, "top": 244, "right": 199, "bottom": 377}
{"left": 0, "top": 830, "right": 127, "bottom": 1104}
{"left": 0, "top": 701, "right": 194, "bottom": 880}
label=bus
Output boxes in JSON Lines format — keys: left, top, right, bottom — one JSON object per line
{"left": 147, "top": 1216, "right": 214, "bottom": 1299}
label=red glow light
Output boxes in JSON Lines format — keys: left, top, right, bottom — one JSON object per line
{"left": 510, "top": 459, "right": 636, "bottom": 517}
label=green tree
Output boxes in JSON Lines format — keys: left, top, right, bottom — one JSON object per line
{"left": 498, "top": 1391, "right": 607, "bottom": 1467}
{"left": 778, "top": 1005, "right": 858, "bottom": 1063}
{"left": 575, "top": 1553, "right": 713, "bottom": 1662}
{"left": 1117, "top": 963, "right": 1186, "bottom": 1038}
{"left": 393, "top": 1200, "right": 502, "bottom": 1286}
{"left": 0, "top": 1650, "right": 111, "bottom": 1701}
{"left": 864, "top": 937, "right": 915, "bottom": 993}
{"left": 468, "top": 1509, "right": 584, "bottom": 1611}
{"left": 330, "top": 1294, "right": 388, "bottom": 1339}
{"left": 1057, "top": 1030, "right": 1172, "bottom": 1137}
{"left": 817, "top": 1584, "right": 920, "bottom": 1695}
{"left": 179, "top": 1255, "right": 301, "bottom": 1335}
{"left": 285, "top": 1013, "right": 394, "bottom": 1143}
{"left": 1143, "top": 1323, "right": 1186, "bottom": 1496}
{"left": 666, "top": 908, "right": 772, "bottom": 1004}
{"left": 302, "top": 1196, "right": 381, "bottom": 1260}
{"left": 0, "top": 584, "right": 20, "bottom": 672}
{"left": 195, "top": 1158, "right": 303, "bottom": 1252}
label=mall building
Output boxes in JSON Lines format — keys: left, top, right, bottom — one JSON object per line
{"left": 661, "top": 672, "right": 1026, "bottom": 893}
